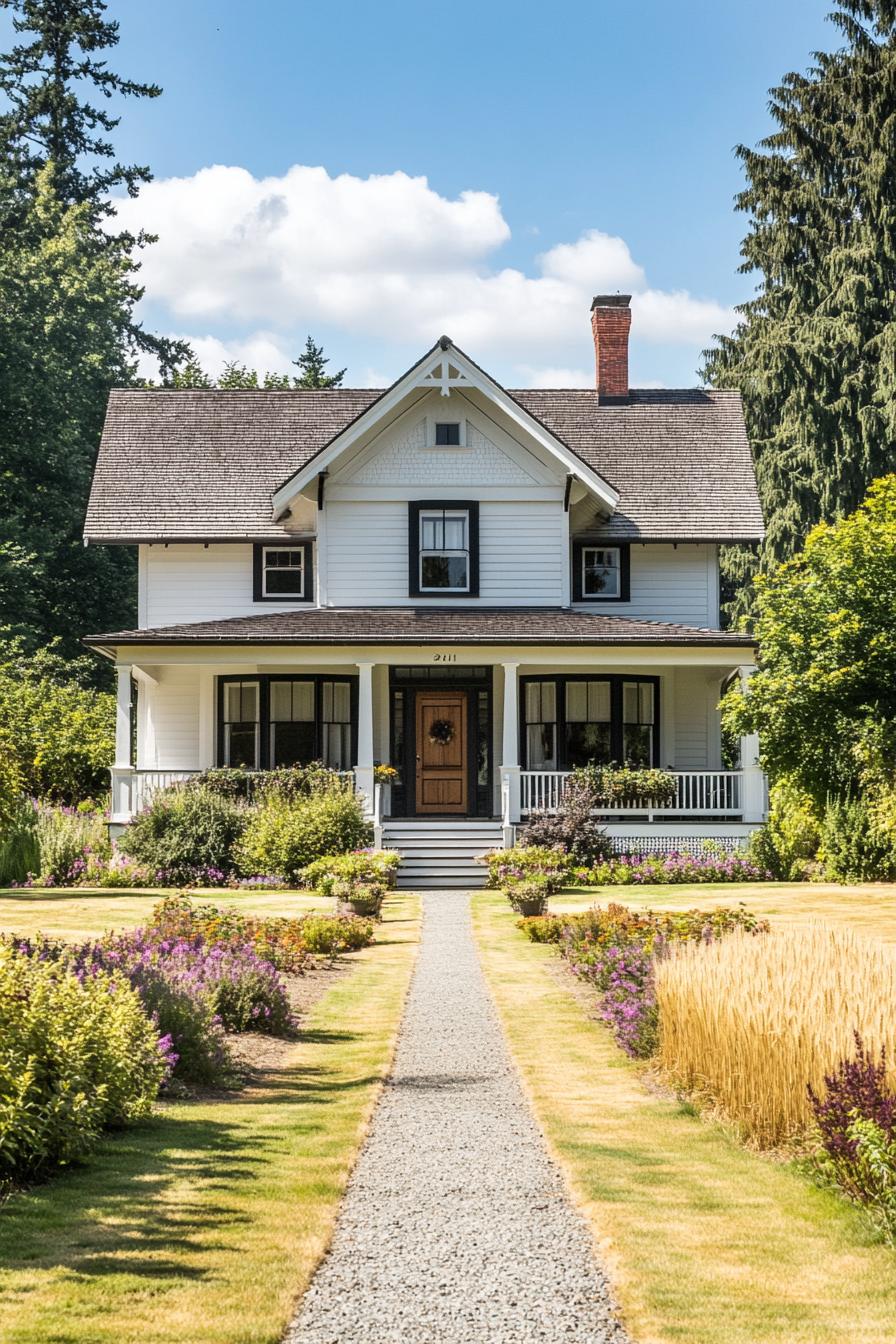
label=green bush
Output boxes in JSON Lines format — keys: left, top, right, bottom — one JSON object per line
{"left": 193, "top": 763, "right": 350, "bottom": 802}
{"left": 479, "top": 845, "right": 570, "bottom": 893}
{"left": 33, "top": 805, "right": 110, "bottom": 885}
{"left": 574, "top": 763, "right": 678, "bottom": 807}
{"left": 301, "top": 849, "right": 401, "bottom": 895}
{"left": 121, "top": 784, "right": 247, "bottom": 877}
{"left": 0, "top": 945, "right": 166, "bottom": 1176}
{"left": 746, "top": 779, "right": 821, "bottom": 880}
{"left": 0, "top": 796, "right": 39, "bottom": 886}
{"left": 820, "top": 793, "right": 896, "bottom": 883}
{"left": 0, "top": 644, "right": 114, "bottom": 803}
{"left": 236, "top": 791, "right": 373, "bottom": 883}
{"left": 297, "top": 913, "right": 375, "bottom": 954}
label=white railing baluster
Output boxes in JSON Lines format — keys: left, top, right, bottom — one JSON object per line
{"left": 517, "top": 768, "right": 749, "bottom": 819}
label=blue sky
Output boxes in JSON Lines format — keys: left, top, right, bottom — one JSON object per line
{"left": 25, "top": 0, "right": 837, "bottom": 385}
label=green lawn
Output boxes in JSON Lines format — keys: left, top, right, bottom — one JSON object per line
{"left": 0, "top": 887, "right": 329, "bottom": 941}
{"left": 0, "top": 892, "right": 420, "bottom": 1344}
{"left": 552, "top": 880, "right": 896, "bottom": 945}
{"left": 473, "top": 889, "right": 896, "bottom": 1344}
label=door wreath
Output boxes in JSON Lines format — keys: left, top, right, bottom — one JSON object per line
{"left": 427, "top": 717, "right": 455, "bottom": 746}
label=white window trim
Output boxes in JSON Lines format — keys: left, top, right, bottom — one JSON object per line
{"left": 262, "top": 545, "right": 305, "bottom": 599}
{"left": 426, "top": 415, "right": 467, "bottom": 448}
{"left": 581, "top": 545, "right": 621, "bottom": 600}
{"left": 418, "top": 507, "right": 471, "bottom": 593}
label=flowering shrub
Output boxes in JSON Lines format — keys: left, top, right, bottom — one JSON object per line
{"left": 150, "top": 894, "right": 309, "bottom": 973}
{"left": 504, "top": 877, "right": 550, "bottom": 915}
{"left": 528, "top": 901, "right": 769, "bottom": 1059}
{"left": 809, "top": 1033, "right": 896, "bottom": 1240}
{"left": 520, "top": 772, "right": 614, "bottom": 864}
{"left": 302, "top": 849, "right": 401, "bottom": 895}
{"left": 479, "top": 845, "right": 570, "bottom": 893}
{"left": 236, "top": 790, "right": 373, "bottom": 881}
{"left": 571, "top": 850, "right": 770, "bottom": 886}
{"left": 27, "top": 805, "right": 110, "bottom": 886}
{"left": 0, "top": 943, "right": 168, "bottom": 1176}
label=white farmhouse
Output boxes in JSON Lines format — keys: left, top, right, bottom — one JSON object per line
{"left": 84, "top": 296, "right": 766, "bottom": 884}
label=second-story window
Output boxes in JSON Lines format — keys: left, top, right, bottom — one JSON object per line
{"left": 408, "top": 501, "right": 479, "bottom": 598}
{"left": 572, "top": 540, "right": 630, "bottom": 602}
{"left": 253, "top": 540, "right": 314, "bottom": 602}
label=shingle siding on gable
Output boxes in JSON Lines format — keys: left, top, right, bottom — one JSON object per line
{"left": 343, "top": 420, "right": 538, "bottom": 486}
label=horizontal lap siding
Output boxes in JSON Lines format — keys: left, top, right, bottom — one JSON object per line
{"left": 139, "top": 669, "right": 200, "bottom": 769}
{"left": 143, "top": 545, "right": 308, "bottom": 627}
{"left": 325, "top": 501, "right": 565, "bottom": 606}
{"left": 572, "top": 544, "right": 715, "bottom": 626}
{"left": 674, "top": 667, "right": 711, "bottom": 769}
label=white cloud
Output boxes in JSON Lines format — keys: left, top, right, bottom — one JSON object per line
{"left": 114, "top": 163, "right": 735, "bottom": 379}
{"left": 518, "top": 366, "right": 596, "bottom": 389}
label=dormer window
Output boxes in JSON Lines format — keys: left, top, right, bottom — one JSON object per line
{"left": 435, "top": 421, "right": 461, "bottom": 446}
{"left": 253, "top": 541, "right": 314, "bottom": 602}
{"left": 572, "top": 540, "right": 630, "bottom": 602}
{"left": 408, "top": 501, "right": 479, "bottom": 598}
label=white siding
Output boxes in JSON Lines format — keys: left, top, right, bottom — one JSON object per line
{"left": 325, "top": 500, "right": 565, "bottom": 606}
{"left": 142, "top": 544, "right": 310, "bottom": 628}
{"left": 673, "top": 667, "right": 716, "bottom": 769}
{"left": 138, "top": 668, "right": 200, "bottom": 769}
{"left": 571, "top": 544, "right": 718, "bottom": 627}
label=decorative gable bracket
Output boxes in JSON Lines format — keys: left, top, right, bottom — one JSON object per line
{"left": 414, "top": 340, "right": 476, "bottom": 397}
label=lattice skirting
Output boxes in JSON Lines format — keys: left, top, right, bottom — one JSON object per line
{"left": 609, "top": 834, "right": 748, "bottom": 857}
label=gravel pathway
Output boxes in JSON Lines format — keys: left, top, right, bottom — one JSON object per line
{"left": 285, "top": 889, "right": 630, "bottom": 1344}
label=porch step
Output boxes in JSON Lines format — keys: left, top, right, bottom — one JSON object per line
{"left": 382, "top": 820, "right": 503, "bottom": 889}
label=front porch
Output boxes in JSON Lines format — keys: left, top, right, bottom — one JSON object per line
{"left": 107, "top": 647, "right": 767, "bottom": 849}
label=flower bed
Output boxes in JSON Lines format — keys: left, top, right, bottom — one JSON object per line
{"left": 572, "top": 850, "right": 770, "bottom": 885}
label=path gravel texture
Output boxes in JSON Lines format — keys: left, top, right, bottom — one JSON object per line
{"left": 286, "top": 889, "right": 630, "bottom": 1344}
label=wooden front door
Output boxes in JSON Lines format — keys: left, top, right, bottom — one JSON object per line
{"left": 415, "top": 691, "right": 468, "bottom": 814}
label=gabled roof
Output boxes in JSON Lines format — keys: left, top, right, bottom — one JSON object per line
{"left": 83, "top": 361, "right": 763, "bottom": 544}
{"left": 85, "top": 606, "right": 757, "bottom": 649}
{"left": 269, "top": 338, "right": 619, "bottom": 513}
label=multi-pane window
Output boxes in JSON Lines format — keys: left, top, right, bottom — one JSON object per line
{"left": 269, "top": 680, "right": 315, "bottom": 767}
{"left": 223, "top": 681, "right": 260, "bottom": 769}
{"left": 220, "top": 676, "right": 354, "bottom": 770}
{"left": 521, "top": 676, "right": 658, "bottom": 770}
{"left": 262, "top": 547, "right": 305, "bottom": 597}
{"left": 434, "top": 421, "right": 461, "bottom": 446}
{"left": 565, "top": 680, "right": 612, "bottom": 767}
{"left": 419, "top": 508, "right": 470, "bottom": 592}
{"left": 581, "top": 547, "right": 620, "bottom": 598}
{"left": 524, "top": 680, "right": 557, "bottom": 769}
{"left": 321, "top": 680, "right": 352, "bottom": 770}
{"left": 623, "top": 681, "right": 655, "bottom": 766}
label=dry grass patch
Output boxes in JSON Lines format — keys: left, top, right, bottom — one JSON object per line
{"left": 473, "top": 891, "right": 896, "bottom": 1344}
{"left": 656, "top": 924, "right": 896, "bottom": 1147}
{"left": 0, "top": 894, "right": 419, "bottom": 1344}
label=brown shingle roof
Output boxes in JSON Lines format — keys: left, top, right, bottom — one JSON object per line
{"left": 85, "top": 606, "right": 756, "bottom": 648}
{"left": 83, "top": 386, "right": 762, "bottom": 544}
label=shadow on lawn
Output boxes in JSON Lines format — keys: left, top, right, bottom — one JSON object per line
{"left": 0, "top": 1043, "right": 379, "bottom": 1286}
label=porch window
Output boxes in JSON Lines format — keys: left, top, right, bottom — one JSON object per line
{"left": 623, "top": 681, "right": 655, "bottom": 766}
{"left": 565, "top": 680, "right": 612, "bottom": 767}
{"left": 219, "top": 675, "right": 355, "bottom": 770}
{"left": 520, "top": 675, "right": 658, "bottom": 769}
{"left": 269, "top": 680, "right": 315, "bottom": 767}
{"left": 572, "top": 541, "right": 630, "bottom": 602}
{"left": 524, "top": 680, "right": 557, "bottom": 769}
{"left": 223, "top": 681, "right": 260, "bottom": 769}
{"left": 408, "top": 501, "right": 480, "bottom": 597}
{"left": 252, "top": 541, "right": 314, "bottom": 602}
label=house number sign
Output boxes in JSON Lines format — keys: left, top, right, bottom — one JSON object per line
{"left": 432, "top": 653, "right": 457, "bottom": 663}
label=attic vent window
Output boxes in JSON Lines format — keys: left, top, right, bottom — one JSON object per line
{"left": 434, "top": 421, "right": 462, "bottom": 446}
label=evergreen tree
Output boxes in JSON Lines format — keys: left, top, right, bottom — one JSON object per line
{"left": 0, "top": 0, "right": 160, "bottom": 206}
{"left": 702, "top": 1, "right": 896, "bottom": 623}
{"left": 293, "top": 335, "right": 346, "bottom": 388}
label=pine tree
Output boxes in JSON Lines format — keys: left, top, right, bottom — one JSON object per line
{"left": 702, "top": 1, "right": 896, "bottom": 623}
{"left": 293, "top": 335, "right": 346, "bottom": 388}
{"left": 0, "top": 0, "right": 160, "bottom": 206}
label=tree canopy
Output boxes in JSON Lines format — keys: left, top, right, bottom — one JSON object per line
{"left": 702, "top": 0, "right": 896, "bottom": 622}
{"left": 169, "top": 338, "right": 347, "bottom": 390}
{"left": 722, "top": 474, "right": 896, "bottom": 805}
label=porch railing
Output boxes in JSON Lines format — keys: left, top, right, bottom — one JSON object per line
{"left": 110, "top": 767, "right": 356, "bottom": 822}
{"left": 519, "top": 769, "right": 745, "bottom": 819}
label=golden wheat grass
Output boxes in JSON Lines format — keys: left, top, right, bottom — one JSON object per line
{"left": 654, "top": 924, "right": 896, "bottom": 1148}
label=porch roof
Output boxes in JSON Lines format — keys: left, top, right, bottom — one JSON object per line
{"left": 85, "top": 606, "right": 757, "bottom": 649}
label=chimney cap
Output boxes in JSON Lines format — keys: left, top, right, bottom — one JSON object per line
{"left": 591, "top": 294, "right": 632, "bottom": 310}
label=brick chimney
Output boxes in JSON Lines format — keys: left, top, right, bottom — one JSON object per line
{"left": 591, "top": 294, "right": 631, "bottom": 401}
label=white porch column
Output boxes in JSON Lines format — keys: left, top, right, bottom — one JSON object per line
{"left": 738, "top": 664, "right": 766, "bottom": 823}
{"left": 501, "top": 661, "right": 521, "bottom": 840}
{"left": 110, "top": 664, "right": 134, "bottom": 824}
{"left": 355, "top": 661, "right": 376, "bottom": 819}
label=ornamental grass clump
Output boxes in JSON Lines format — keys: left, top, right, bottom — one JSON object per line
{"left": 0, "top": 943, "right": 168, "bottom": 1177}
{"left": 655, "top": 925, "right": 896, "bottom": 1148}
